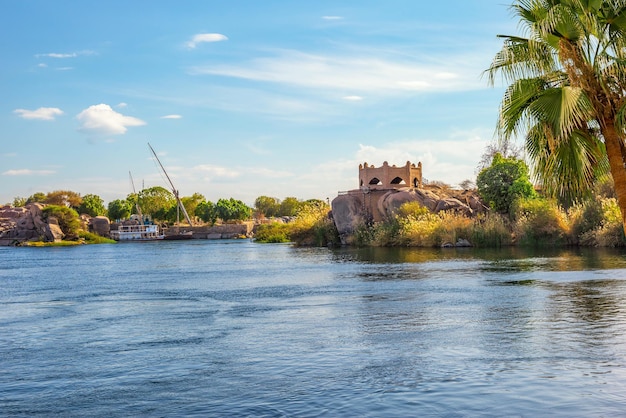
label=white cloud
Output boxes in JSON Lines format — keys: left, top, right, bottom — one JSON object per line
{"left": 248, "top": 167, "right": 293, "bottom": 178}
{"left": 14, "top": 107, "right": 64, "bottom": 121}
{"left": 353, "top": 133, "right": 490, "bottom": 185}
{"left": 116, "top": 102, "right": 128, "bottom": 108}
{"left": 300, "top": 132, "right": 490, "bottom": 194}
{"left": 192, "top": 164, "right": 240, "bottom": 178}
{"left": 2, "top": 169, "right": 56, "bottom": 176}
{"left": 35, "top": 50, "right": 95, "bottom": 59}
{"left": 161, "top": 114, "right": 182, "bottom": 119}
{"left": 190, "top": 49, "right": 484, "bottom": 95}
{"left": 76, "top": 104, "right": 146, "bottom": 135}
{"left": 37, "top": 52, "right": 77, "bottom": 58}
{"left": 343, "top": 95, "right": 363, "bottom": 101}
{"left": 186, "top": 33, "right": 228, "bottom": 49}
{"left": 322, "top": 16, "right": 343, "bottom": 20}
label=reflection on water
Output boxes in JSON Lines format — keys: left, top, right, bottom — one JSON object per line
{"left": 1, "top": 242, "right": 626, "bottom": 416}
{"left": 334, "top": 245, "right": 626, "bottom": 270}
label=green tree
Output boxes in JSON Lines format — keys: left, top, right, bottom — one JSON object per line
{"left": 12, "top": 196, "right": 27, "bottom": 207}
{"left": 138, "top": 186, "right": 175, "bottom": 219}
{"left": 78, "top": 194, "right": 107, "bottom": 217}
{"left": 108, "top": 199, "right": 132, "bottom": 221}
{"left": 181, "top": 193, "right": 205, "bottom": 221}
{"left": 42, "top": 205, "right": 82, "bottom": 240}
{"left": 477, "top": 153, "right": 536, "bottom": 213}
{"left": 254, "top": 196, "right": 280, "bottom": 218}
{"left": 278, "top": 197, "right": 302, "bottom": 217}
{"left": 195, "top": 200, "right": 218, "bottom": 225}
{"left": 216, "top": 198, "right": 252, "bottom": 222}
{"left": 45, "top": 190, "right": 83, "bottom": 209}
{"left": 26, "top": 192, "right": 47, "bottom": 204}
{"left": 485, "top": 0, "right": 626, "bottom": 226}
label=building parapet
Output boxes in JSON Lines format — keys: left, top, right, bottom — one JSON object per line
{"left": 359, "top": 161, "right": 422, "bottom": 190}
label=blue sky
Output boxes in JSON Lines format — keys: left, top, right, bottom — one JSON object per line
{"left": 1, "top": 1, "right": 517, "bottom": 206}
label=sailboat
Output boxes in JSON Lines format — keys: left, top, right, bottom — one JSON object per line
{"left": 110, "top": 171, "right": 164, "bottom": 241}
{"left": 148, "top": 143, "right": 194, "bottom": 240}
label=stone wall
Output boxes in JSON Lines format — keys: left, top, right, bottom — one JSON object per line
{"left": 186, "top": 222, "right": 254, "bottom": 239}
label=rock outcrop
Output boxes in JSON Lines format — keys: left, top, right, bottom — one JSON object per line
{"left": 331, "top": 186, "right": 487, "bottom": 245}
{"left": 89, "top": 216, "right": 111, "bottom": 237}
{"left": 0, "top": 203, "right": 66, "bottom": 245}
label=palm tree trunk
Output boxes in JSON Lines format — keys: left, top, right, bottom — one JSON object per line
{"left": 601, "top": 123, "right": 626, "bottom": 234}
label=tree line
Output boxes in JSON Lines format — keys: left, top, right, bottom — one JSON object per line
{"left": 9, "top": 189, "right": 327, "bottom": 225}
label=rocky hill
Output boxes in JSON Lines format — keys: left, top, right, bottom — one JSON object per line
{"left": 331, "top": 185, "right": 487, "bottom": 245}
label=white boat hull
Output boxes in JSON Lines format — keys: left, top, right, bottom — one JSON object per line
{"left": 111, "top": 224, "right": 164, "bottom": 241}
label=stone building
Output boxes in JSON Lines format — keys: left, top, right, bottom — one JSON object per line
{"left": 331, "top": 160, "right": 483, "bottom": 244}
{"left": 359, "top": 161, "right": 423, "bottom": 190}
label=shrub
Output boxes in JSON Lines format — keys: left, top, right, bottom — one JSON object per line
{"left": 255, "top": 222, "right": 291, "bottom": 243}
{"left": 577, "top": 198, "right": 626, "bottom": 247}
{"left": 396, "top": 201, "right": 430, "bottom": 218}
{"left": 512, "top": 198, "right": 568, "bottom": 246}
{"left": 78, "top": 230, "right": 116, "bottom": 244}
{"left": 471, "top": 214, "right": 512, "bottom": 247}
{"left": 42, "top": 205, "right": 83, "bottom": 240}
{"left": 396, "top": 212, "right": 441, "bottom": 247}
{"left": 255, "top": 204, "right": 340, "bottom": 246}
{"left": 289, "top": 204, "right": 339, "bottom": 246}
{"left": 476, "top": 153, "right": 536, "bottom": 213}
{"left": 568, "top": 199, "right": 604, "bottom": 243}
{"left": 434, "top": 211, "right": 474, "bottom": 245}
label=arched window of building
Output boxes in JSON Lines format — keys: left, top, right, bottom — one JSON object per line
{"left": 369, "top": 177, "right": 382, "bottom": 185}
{"left": 391, "top": 177, "right": 406, "bottom": 185}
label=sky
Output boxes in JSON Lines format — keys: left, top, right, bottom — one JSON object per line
{"left": 1, "top": 0, "right": 519, "bottom": 206}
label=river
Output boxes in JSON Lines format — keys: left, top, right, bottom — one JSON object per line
{"left": 1, "top": 241, "right": 625, "bottom": 416}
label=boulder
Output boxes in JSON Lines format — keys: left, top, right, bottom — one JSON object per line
{"left": 415, "top": 189, "right": 441, "bottom": 211}
{"left": 330, "top": 186, "right": 487, "bottom": 245}
{"left": 378, "top": 189, "right": 420, "bottom": 218}
{"left": 45, "top": 223, "right": 65, "bottom": 242}
{"left": 90, "top": 216, "right": 111, "bottom": 237}
{"left": 0, "top": 203, "right": 70, "bottom": 245}
{"left": 434, "top": 197, "right": 472, "bottom": 216}
{"left": 331, "top": 194, "right": 368, "bottom": 245}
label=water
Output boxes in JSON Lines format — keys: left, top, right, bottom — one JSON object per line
{"left": 1, "top": 241, "right": 626, "bottom": 417}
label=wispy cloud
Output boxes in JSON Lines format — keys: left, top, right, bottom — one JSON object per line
{"left": 76, "top": 104, "right": 146, "bottom": 135}
{"left": 190, "top": 49, "right": 484, "bottom": 95}
{"left": 192, "top": 164, "right": 240, "bottom": 178}
{"left": 343, "top": 95, "right": 363, "bottom": 101}
{"left": 2, "top": 169, "right": 56, "bottom": 176}
{"left": 186, "top": 33, "right": 228, "bottom": 49}
{"left": 35, "top": 50, "right": 95, "bottom": 59}
{"left": 161, "top": 114, "right": 182, "bottom": 119}
{"left": 14, "top": 107, "right": 64, "bottom": 121}
{"left": 322, "top": 16, "right": 343, "bottom": 20}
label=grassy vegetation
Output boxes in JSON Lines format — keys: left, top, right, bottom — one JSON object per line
{"left": 22, "top": 230, "right": 117, "bottom": 246}
{"left": 351, "top": 196, "right": 626, "bottom": 248}
{"left": 79, "top": 230, "right": 117, "bottom": 244}
{"left": 255, "top": 203, "right": 340, "bottom": 246}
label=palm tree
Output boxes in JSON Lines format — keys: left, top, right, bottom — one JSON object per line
{"left": 485, "top": 0, "right": 626, "bottom": 221}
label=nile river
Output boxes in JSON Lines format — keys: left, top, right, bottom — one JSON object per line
{"left": 1, "top": 241, "right": 626, "bottom": 416}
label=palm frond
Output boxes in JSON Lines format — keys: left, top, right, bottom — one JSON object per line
{"left": 527, "top": 86, "right": 595, "bottom": 140}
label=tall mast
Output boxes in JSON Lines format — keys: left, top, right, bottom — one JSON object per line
{"left": 129, "top": 171, "right": 143, "bottom": 220}
{"left": 148, "top": 143, "right": 193, "bottom": 226}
